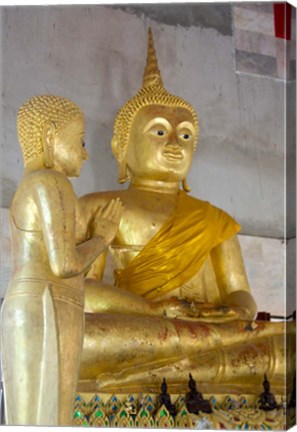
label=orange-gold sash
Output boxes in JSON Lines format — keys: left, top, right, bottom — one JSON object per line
{"left": 114, "top": 191, "right": 240, "bottom": 299}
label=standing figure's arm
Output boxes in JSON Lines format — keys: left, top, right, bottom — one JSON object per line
{"left": 34, "top": 172, "right": 122, "bottom": 278}
{"left": 77, "top": 194, "right": 116, "bottom": 281}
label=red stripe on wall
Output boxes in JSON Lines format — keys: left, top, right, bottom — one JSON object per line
{"left": 274, "top": 3, "right": 292, "bottom": 40}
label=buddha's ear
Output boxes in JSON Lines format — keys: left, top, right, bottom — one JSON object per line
{"left": 42, "top": 121, "right": 55, "bottom": 168}
{"left": 111, "top": 134, "right": 120, "bottom": 160}
{"left": 111, "top": 135, "right": 128, "bottom": 184}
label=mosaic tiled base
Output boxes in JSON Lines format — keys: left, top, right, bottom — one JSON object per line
{"left": 73, "top": 393, "right": 295, "bottom": 429}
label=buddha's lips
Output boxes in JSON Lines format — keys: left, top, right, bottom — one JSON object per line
{"left": 162, "top": 151, "right": 183, "bottom": 161}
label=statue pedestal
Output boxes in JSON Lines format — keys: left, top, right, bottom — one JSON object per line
{"left": 73, "top": 392, "right": 294, "bottom": 429}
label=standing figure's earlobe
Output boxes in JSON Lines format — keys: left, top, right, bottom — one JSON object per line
{"left": 42, "top": 121, "right": 55, "bottom": 168}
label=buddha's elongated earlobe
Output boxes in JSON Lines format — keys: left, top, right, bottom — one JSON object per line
{"left": 182, "top": 178, "right": 191, "bottom": 193}
{"left": 118, "top": 160, "right": 129, "bottom": 184}
{"left": 112, "top": 135, "right": 129, "bottom": 184}
{"left": 42, "top": 121, "right": 55, "bottom": 168}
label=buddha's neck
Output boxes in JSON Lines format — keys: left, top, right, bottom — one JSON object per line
{"left": 129, "top": 177, "right": 180, "bottom": 195}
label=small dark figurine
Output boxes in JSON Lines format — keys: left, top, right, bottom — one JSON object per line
{"left": 158, "top": 378, "right": 177, "bottom": 416}
{"left": 185, "top": 373, "right": 212, "bottom": 414}
{"left": 258, "top": 374, "right": 280, "bottom": 411}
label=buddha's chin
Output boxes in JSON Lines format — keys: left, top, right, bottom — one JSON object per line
{"left": 162, "top": 162, "right": 189, "bottom": 180}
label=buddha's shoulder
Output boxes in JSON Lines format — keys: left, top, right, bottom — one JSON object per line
{"left": 186, "top": 194, "right": 239, "bottom": 238}
{"left": 183, "top": 193, "right": 219, "bottom": 212}
{"left": 185, "top": 193, "right": 233, "bottom": 221}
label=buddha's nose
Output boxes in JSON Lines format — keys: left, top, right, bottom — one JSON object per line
{"left": 166, "top": 133, "right": 181, "bottom": 148}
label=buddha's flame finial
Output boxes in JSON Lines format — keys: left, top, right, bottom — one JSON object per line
{"left": 142, "top": 28, "right": 164, "bottom": 88}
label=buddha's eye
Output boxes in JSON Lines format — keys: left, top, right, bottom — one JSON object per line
{"left": 182, "top": 133, "right": 191, "bottom": 140}
{"left": 179, "top": 131, "right": 192, "bottom": 141}
{"left": 82, "top": 141, "right": 86, "bottom": 148}
{"left": 147, "top": 125, "right": 168, "bottom": 137}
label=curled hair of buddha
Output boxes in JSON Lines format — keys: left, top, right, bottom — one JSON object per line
{"left": 112, "top": 28, "right": 199, "bottom": 165}
{"left": 17, "top": 95, "right": 84, "bottom": 165}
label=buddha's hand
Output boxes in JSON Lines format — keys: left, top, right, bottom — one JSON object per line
{"left": 187, "top": 303, "right": 251, "bottom": 322}
{"left": 152, "top": 297, "right": 215, "bottom": 319}
{"left": 90, "top": 198, "right": 123, "bottom": 245}
{"left": 152, "top": 298, "right": 249, "bottom": 322}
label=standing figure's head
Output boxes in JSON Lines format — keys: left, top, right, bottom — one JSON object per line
{"left": 112, "top": 29, "right": 199, "bottom": 191}
{"left": 18, "top": 95, "right": 87, "bottom": 177}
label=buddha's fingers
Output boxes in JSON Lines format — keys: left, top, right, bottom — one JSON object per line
{"left": 102, "top": 198, "right": 122, "bottom": 221}
{"left": 111, "top": 198, "right": 123, "bottom": 224}
{"left": 193, "top": 315, "right": 240, "bottom": 324}
{"left": 200, "top": 309, "right": 236, "bottom": 318}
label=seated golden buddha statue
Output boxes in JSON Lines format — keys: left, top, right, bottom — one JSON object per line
{"left": 79, "top": 30, "right": 295, "bottom": 397}
{"left": 1, "top": 95, "right": 122, "bottom": 425}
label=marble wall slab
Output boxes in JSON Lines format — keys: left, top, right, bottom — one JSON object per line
{"left": 233, "top": 6, "right": 275, "bottom": 36}
{"left": 1, "top": 207, "right": 294, "bottom": 317}
{"left": 235, "top": 28, "right": 277, "bottom": 58}
{"left": 233, "top": 4, "right": 296, "bottom": 80}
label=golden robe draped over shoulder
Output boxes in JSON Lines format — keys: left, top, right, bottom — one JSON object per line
{"left": 114, "top": 191, "right": 240, "bottom": 299}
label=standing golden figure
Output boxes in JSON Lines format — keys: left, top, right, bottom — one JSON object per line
{"left": 0, "top": 95, "right": 122, "bottom": 425}
{"left": 78, "top": 30, "right": 295, "bottom": 396}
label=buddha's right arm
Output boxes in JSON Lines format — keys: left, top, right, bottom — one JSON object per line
{"left": 34, "top": 172, "right": 108, "bottom": 278}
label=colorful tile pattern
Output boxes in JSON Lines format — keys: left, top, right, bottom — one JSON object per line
{"left": 73, "top": 393, "right": 295, "bottom": 429}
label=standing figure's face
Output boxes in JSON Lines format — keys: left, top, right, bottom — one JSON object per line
{"left": 125, "top": 105, "right": 196, "bottom": 183}
{"left": 53, "top": 117, "right": 88, "bottom": 177}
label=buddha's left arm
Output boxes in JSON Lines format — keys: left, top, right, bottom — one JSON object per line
{"left": 210, "top": 235, "right": 257, "bottom": 320}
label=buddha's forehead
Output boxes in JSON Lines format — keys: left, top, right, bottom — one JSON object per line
{"left": 133, "top": 105, "right": 195, "bottom": 128}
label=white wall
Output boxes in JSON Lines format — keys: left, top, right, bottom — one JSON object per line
{"left": 0, "top": 5, "right": 295, "bottom": 238}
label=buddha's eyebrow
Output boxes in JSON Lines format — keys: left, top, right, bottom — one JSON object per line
{"left": 143, "top": 117, "right": 171, "bottom": 133}
{"left": 177, "top": 121, "right": 195, "bottom": 133}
